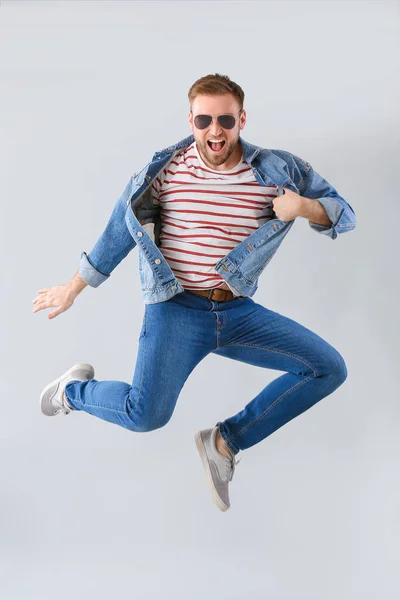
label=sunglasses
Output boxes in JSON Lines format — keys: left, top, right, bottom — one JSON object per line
{"left": 192, "top": 109, "right": 243, "bottom": 130}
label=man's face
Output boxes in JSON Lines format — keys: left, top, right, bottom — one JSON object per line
{"left": 188, "top": 93, "right": 246, "bottom": 171}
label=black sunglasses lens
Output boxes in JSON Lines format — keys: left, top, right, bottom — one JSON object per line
{"left": 194, "top": 115, "right": 212, "bottom": 129}
{"left": 217, "top": 115, "right": 236, "bottom": 129}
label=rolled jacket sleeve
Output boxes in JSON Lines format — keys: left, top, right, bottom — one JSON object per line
{"left": 79, "top": 251, "right": 110, "bottom": 288}
{"left": 299, "top": 164, "right": 356, "bottom": 240}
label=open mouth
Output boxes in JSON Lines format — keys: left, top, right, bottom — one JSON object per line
{"left": 207, "top": 140, "right": 226, "bottom": 154}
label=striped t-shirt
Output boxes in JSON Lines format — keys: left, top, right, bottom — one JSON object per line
{"left": 150, "top": 141, "right": 278, "bottom": 294}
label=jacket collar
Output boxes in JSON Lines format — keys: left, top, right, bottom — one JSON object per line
{"left": 157, "top": 134, "right": 263, "bottom": 164}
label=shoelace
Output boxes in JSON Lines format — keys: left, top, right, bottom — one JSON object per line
{"left": 225, "top": 453, "right": 241, "bottom": 482}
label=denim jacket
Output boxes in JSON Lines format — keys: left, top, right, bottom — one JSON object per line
{"left": 79, "top": 134, "right": 356, "bottom": 303}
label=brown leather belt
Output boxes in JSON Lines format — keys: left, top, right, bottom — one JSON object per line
{"left": 187, "top": 288, "right": 237, "bottom": 302}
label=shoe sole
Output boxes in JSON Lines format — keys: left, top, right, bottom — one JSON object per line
{"left": 194, "top": 431, "right": 229, "bottom": 512}
{"left": 40, "top": 362, "right": 95, "bottom": 416}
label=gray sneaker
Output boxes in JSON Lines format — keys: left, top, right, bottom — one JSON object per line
{"left": 194, "top": 425, "right": 241, "bottom": 512}
{"left": 40, "top": 363, "right": 95, "bottom": 416}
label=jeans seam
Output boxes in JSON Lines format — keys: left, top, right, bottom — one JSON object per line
{"left": 219, "top": 342, "right": 318, "bottom": 449}
{"left": 74, "top": 401, "right": 132, "bottom": 415}
{"left": 234, "top": 374, "right": 313, "bottom": 439}
{"left": 132, "top": 329, "right": 147, "bottom": 414}
{"left": 223, "top": 342, "right": 319, "bottom": 376}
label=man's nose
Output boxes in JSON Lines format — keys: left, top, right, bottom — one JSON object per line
{"left": 209, "top": 117, "right": 223, "bottom": 136}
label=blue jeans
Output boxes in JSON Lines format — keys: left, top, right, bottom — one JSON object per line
{"left": 64, "top": 290, "right": 347, "bottom": 455}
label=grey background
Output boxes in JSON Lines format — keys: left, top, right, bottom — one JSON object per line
{"left": 1, "top": 1, "right": 399, "bottom": 598}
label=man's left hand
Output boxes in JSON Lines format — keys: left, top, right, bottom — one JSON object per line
{"left": 272, "top": 188, "right": 304, "bottom": 222}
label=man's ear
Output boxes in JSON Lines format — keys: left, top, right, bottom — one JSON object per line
{"left": 188, "top": 111, "right": 195, "bottom": 133}
{"left": 240, "top": 110, "right": 247, "bottom": 130}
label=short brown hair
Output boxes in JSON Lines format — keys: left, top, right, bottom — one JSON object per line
{"left": 188, "top": 73, "right": 245, "bottom": 111}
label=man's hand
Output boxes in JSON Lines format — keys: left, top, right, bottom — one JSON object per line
{"left": 272, "top": 188, "right": 332, "bottom": 226}
{"left": 32, "top": 284, "right": 77, "bottom": 319}
{"left": 272, "top": 188, "right": 303, "bottom": 222}
{"left": 32, "top": 271, "right": 88, "bottom": 320}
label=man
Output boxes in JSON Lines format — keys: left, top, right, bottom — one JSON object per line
{"left": 33, "top": 73, "right": 356, "bottom": 512}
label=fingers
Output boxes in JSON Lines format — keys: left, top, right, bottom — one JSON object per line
{"left": 32, "top": 289, "right": 57, "bottom": 313}
{"left": 33, "top": 301, "right": 58, "bottom": 313}
{"left": 33, "top": 289, "right": 48, "bottom": 300}
{"left": 32, "top": 297, "right": 50, "bottom": 312}
{"left": 32, "top": 289, "right": 48, "bottom": 307}
{"left": 32, "top": 298, "right": 44, "bottom": 311}
{"left": 32, "top": 286, "right": 71, "bottom": 318}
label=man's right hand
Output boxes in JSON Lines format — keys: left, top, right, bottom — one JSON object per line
{"left": 32, "top": 284, "right": 77, "bottom": 319}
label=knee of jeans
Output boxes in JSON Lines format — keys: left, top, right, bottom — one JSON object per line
{"left": 325, "top": 350, "right": 348, "bottom": 386}
{"left": 132, "top": 411, "right": 172, "bottom": 433}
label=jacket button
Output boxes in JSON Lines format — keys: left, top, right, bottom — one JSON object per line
{"left": 137, "top": 232, "right": 143, "bottom": 237}
{"left": 154, "top": 258, "right": 161, "bottom": 264}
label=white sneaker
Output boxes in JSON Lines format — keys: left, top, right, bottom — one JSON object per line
{"left": 40, "top": 363, "right": 95, "bottom": 416}
{"left": 194, "top": 425, "right": 241, "bottom": 512}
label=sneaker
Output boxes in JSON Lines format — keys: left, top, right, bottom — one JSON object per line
{"left": 40, "top": 363, "right": 95, "bottom": 416}
{"left": 194, "top": 425, "right": 241, "bottom": 512}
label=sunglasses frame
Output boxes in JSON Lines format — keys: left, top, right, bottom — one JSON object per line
{"left": 191, "top": 109, "right": 244, "bottom": 130}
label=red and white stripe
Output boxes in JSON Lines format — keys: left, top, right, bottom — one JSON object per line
{"left": 151, "top": 142, "right": 278, "bottom": 292}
